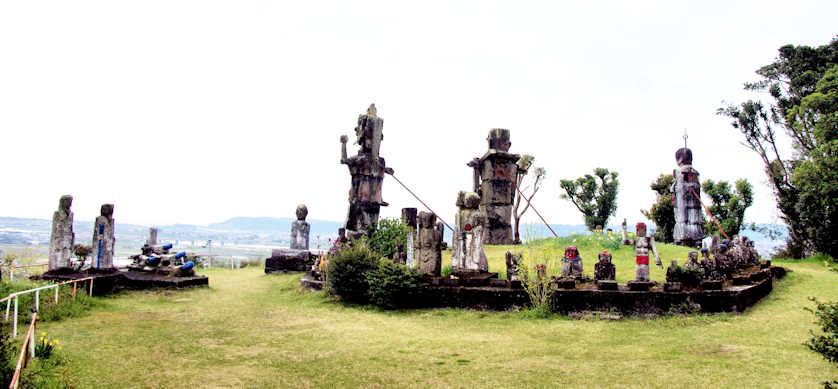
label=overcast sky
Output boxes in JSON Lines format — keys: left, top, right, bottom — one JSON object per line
{"left": 1, "top": 1, "right": 835, "bottom": 229}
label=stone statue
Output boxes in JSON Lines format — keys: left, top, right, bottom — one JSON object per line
{"left": 402, "top": 208, "right": 418, "bottom": 268}
{"left": 466, "top": 128, "right": 521, "bottom": 244}
{"left": 147, "top": 227, "right": 158, "bottom": 246}
{"left": 621, "top": 218, "right": 630, "bottom": 245}
{"left": 340, "top": 104, "right": 392, "bottom": 240}
{"left": 290, "top": 204, "right": 310, "bottom": 250}
{"left": 416, "top": 211, "right": 442, "bottom": 276}
{"left": 634, "top": 222, "right": 662, "bottom": 281}
{"left": 453, "top": 192, "right": 488, "bottom": 273}
{"left": 684, "top": 251, "right": 701, "bottom": 269}
{"left": 91, "top": 203, "right": 116, "bottom": 270}
{"left": 505, "top": 251, "right": 521, "bottom": 281}
{"left": 594, "top": 250, "right": 616, "bottom": 281}
{"left": 561, "top": 246, "right": 583, "bottom": 277}
{"left": 666, "top": 260, "right": 681, "bottom": 283}
{"left": 48, "top": 195, "right": 75, "bottom": 271}
{"left": 672, "top": 147, "right": 704, "bottom": 247}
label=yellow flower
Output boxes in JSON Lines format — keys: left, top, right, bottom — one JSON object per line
{"left": 40, "top": 332, "right": 46, "bottom": 337}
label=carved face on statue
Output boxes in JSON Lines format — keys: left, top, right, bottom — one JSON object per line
{"left": 675, "top": 147, "right": 693, "bottom": 166}
{"left": 59, "top": 195, "right": 73, "bottom": 212}
{"left": 463, "top": 192, "right": 480, "bottom": 209}
{"left": 636, "top": 222, "right": 647, "bottom": 238}
{"left": 487, "top": 128, "right": 511, "bottom": 152}
{"left": 418, "top": 212, "right": 436, "bottom": 228}
{"left": 296, "top": 204, "right": 308, "bottom": 221}
{"left": 688, "top": 251, "right": 698, "bottom": 262}
{"left": 564, "top": 246, "right": 579, "bottom": 259}
{"left": 598, "top": 250, "right": 612, "bottom": 263}
{"left": 100, "top": 204, "right": 114, "bottom": 218}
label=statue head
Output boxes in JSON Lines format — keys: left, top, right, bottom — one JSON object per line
{"left": 487, "top": 128, "right": 511, "bottom": 152}
{"left": 564, "top": 246, "right": 579, "bottom": 259}
{"left": 58, "top": 195, "right": 73, "bottom": 212}
{"left": 418, "top": 211, "right": 436, "bottom": 228}
{"left": 456, "top": 191, "right": 466, "bottom": 207}
{"left": 100, "top": 204, "right": 114, "bottom": 218}
{"left": 296, "top": 204, "right": 308, "bottom": 221}
{"left": 598, "top": 250, "right": 612, "bottom": 263}
{"left": 675, "top": 147, "right": 693, "bottom": 166}
{"left": 688, "top": 251, "right": 698, "bottom": 262}
{"left": 463, "top": 192, "right": 480, "bottom": 209}
{"left": 636, "top": 222, "right": 647, "bottom": 237}
{"left": 670, "top": 259, "right": 679, "bottom": 268}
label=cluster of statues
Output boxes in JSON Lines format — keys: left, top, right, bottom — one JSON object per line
{"left": 47, "top": 195, "right": 116, "bottom": 272}
{"left": 128, "top": 228, "right": 196, "bottom": 276}
{"left": 676, "top": 235, "right": 761, "bottom": 282}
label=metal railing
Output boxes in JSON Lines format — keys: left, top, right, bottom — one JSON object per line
{"left": 1, "top": 277, "right": 93, "bottom": 338}
{"left": 8, "top": 263, "right": 47, "bottom": 282}
{"left": 9, "top": 312, "right": 37, "bottom": 389}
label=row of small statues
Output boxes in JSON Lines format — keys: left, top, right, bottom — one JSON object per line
{"left": 504, "top": 235, "right": 761, "bottom": 285}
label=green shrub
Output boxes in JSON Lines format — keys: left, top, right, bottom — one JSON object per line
{"left": 367, "top": 218, "right": 410, "bottom": 259}
{"left": 366, "top": 259, "right": 427, "bottom": 310}
{"left": 325, "top": 243, "right": 380, "bottom": 304}
{"left": 806, "top": 298, "right": 838, "bottom": 388}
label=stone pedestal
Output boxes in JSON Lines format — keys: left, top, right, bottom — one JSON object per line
{"left": 596, "top": 280, "right": 618, "bottom": 290}
{"left": 265, "top": 248, "right": 315, "bottom": 273}
{"left": 553, "top": 278, "right": 576, "bottom": 290}
{"left": 664, "top": 282, "right": 683, "bottom": 292}
{"left": 48, "top": 195, "right": 75, "bottom": 271}
{"left": 627, "top": 280, "right": 655, "bottom": 291}
{"left": 90, "top": 204, "right": 116, "bottom": 270}
{"left": 701, "top": 279, "right": 723, "bottom": 290}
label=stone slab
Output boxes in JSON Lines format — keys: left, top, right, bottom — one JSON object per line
{"left": 627, "top": 281, "right": 655, "bottom": 291}
{"left": 596, "top": 280, "right": 618, "bottom": 291}
{"left": 265, "top": 248, "right": 315, "bottom": 273}
{"left": 701, "top": 280, "right": 723, "bottom": 290}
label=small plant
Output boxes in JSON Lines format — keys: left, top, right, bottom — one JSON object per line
{"left": 441, "top": 264, "right": 452, "bottom": 277}
{"left": 366, "top": 218, "right": 410, "bottom": 259}
{"left": 366, "top": 259, "right": 427, "bottom": 309}
{"left": 516, "top": 250, "right": 560, "bottom": 317}
{"left": 806, "top": 298, "right": 838, "bottom": 388}
{"left": 35, "top": 332, "right": 62, "bottom": 359}
{"left": 325, "top": 242, "right": 380, "bottom": 304}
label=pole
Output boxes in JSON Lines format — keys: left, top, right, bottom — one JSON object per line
{"left": 690, "top": 189, "right": 730, "bottom": 240}
{"left": 385, "top": 171, "right": 454, "bottom": 232}
{"left": 54, "top": 286, "right": 58, "bottom": 303}
{"left": 34, "top": 290, "right": 38, "bottom": 312}
{"left": 13, "top": 296, "right": 18, "bottom": 338}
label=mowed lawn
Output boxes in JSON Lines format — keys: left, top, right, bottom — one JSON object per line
{"left": 38, "top": 241, "right": 838, "bottom": 388}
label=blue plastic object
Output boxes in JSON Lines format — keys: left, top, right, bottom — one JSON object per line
{"left": 174, "top": 252, "right": 186, "bottom": 259}
{"left": 162, "top": 243, "right": 173, "bottom": 250}
{"left": 182, "top": 261, "right": 194, "bottom": 271}
{"left": 147, "top": 256, "right": 160, "bottom": 265}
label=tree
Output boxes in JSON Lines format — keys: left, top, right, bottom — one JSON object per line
{"left": 701, "top": 179, "right": 754, "bottom": 238}
{"left": 718, "top": 37, "right": 838, "bottom": 257}
{"left": 641, "top": 174, "right": 675, "bottom": 243}
{"left": 512, "top": 154, "right": 546, "bottom": 244}
{"left": 806, "top": 298, "right": 838, "bottom": 388}
{"left": 559, "top": 168, "right": 619, "bottom": 231}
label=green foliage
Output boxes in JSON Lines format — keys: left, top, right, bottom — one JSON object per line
{"left": 701, "top": 179, "right": 754, "bottom": 237}
{"left": 0, "top": 320, "right": 13, "bottom": 386}
{"left": 366, "top": 259, "right": 427, "bottom": 310}
{"left": 666, "top": 264, "right": 703, "bottom": 288}
{"left": 366, "top": 218, "right": 410, "bottom": 259}
{"left": 559, "top": 168, "right": 620, "bottom": 231}
{"left": 515, "top": 245, "right": 562, "bottom": 317}
{"left": 718, "top": 37, "right": 838, "bottom": 257}
{"left": 35, "top": 333, "right": 59, "bottom": 358}
{"left": 325, "top": 243, "right": 380, "bottom": 304}
{"left": 806, "top": 298, "right": 838, "bottom": 388}
{"left": 641, "top": 174, "right": 676, "bottom": 243}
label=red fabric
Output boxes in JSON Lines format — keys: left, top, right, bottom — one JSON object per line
{"left": 636, "top": 255, "right": 649, "bottom": 265}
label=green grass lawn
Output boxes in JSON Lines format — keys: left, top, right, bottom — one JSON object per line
{"left": 33, "top": 238, "right": 838, "bottom": 388}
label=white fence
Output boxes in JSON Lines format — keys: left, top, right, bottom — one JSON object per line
{"left": 1, "top": 277, "right": 93, "bottom": 338}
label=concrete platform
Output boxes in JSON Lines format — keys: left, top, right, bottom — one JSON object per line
{"left": 38, "top": 269, "right": 208, "bottom": 294}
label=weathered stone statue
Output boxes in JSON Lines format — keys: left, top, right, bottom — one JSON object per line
{"left": 665, "top": 260, "right": 681, "bottom": 283}
{"left": 147, "top": 227, "right": 158, "bottom": 246}
{"left": 746, "top": 239, "right": 760, "bottom": 265}
{"left": 634, "top": 222, "right": 662, "bottom": 281}
{"left": 672, "top": 147, "right": 704, "bottom": 247}
{"left": 621, "top": 218, "right": 630, "bottom": 245}
{"left": 684, "top": 251, "right": 701, "bottom": 269}
{"left": 340, "top": 104, "right": 392, "bottom": 240}
{"left": 290, "top": 204, "right": 310, "bottom": 250}
{"left": 402, "top": 208, "right": 418, "bottom": 268}
{"left": 561, "top": 246, "right": 583, "bottom": 277}
{"left": 48, "top": 195, "right": 75, "bottom": 271}
{"left": 416, "top": 211, "right": 442, "bottom": 276}
{"left": 453, "top": 192, "right": 488, "bottom": 273}
{"left": 594, "top": 250, "right": 615, "bottom": 281}
{"left": 467, "top": 128, "right": 521, "bottom": 244}
{"left": 505, "top": 251, "right": 521, "bottom": 281}
{"left": 714, "top": 240, "right": 734, "bottom": 278}
{"left": 91, "top": 203, "right": 116, "bottom": 270}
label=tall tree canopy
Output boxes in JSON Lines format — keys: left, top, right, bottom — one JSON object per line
{"left": 641, "top": 174, "right": 675, "bottom": 243}
{"left": 701, "top": 179, "right": 754, "bottom": 239}
{"left": 718, "top": 37, "right": 838, "bottom": 257}
{"left": 560, "top": 168, "right": 619, "bottom": 231}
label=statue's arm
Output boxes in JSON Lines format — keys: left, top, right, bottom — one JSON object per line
{"left": 340, "top": 135, "right": 349, "bottom": 164}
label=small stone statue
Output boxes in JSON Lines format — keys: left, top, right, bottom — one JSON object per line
{"left": 684, "top": 251, "right": 701, "bottom": 269}
{"left": 505, "top": 251, "right": 521, "bottom": 281}
{"left": 666, "top": 260, "right": 681, "bottom": 283}
{"left": 634, "top": 222, "right": 662, "bottom": 281}
{"left": 452, "top": 191, "right": 488, "bottom": 273}
{"left": 91, "top": 203, "right": 116, "bottom": 270}
{"left": 594, "top": 250, "right": 615, "bottom": 281}
{"left": 561, "top": 246, "right": 583, "bottom": 277}
{"left": 621, "top": 218, "right": 630, "bottom": 245}
{"left": 147, "top": 227, "right": 158, "bottom": 246}
{"left": 48, "top": 195, "right": 75, "bottom": 271}
{"left": 416, "top": 212, "right": 443, "bottom": 276}
{"left": 290, "top": 204, "right": 310, "bottom": 250}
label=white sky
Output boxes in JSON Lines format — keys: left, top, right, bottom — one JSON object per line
{"left": 1, "top": 0, "right": 835, "bottom": 228}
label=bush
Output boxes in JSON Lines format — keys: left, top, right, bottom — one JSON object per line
{"left": 366, "top": 218, "right": 410, "bottom": 259}
{"left": 325, "top": 243, "right": 380, "bottom": 304}
{"left": 806, "top": 298, "right": 838, "bottom": 388}
{"left": 366, "top": 259, "right": 427, "bottom": 310}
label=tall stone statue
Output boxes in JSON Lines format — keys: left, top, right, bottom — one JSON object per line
{"left": 291, "top": 204, "right": 310, "bottom": 250}
{"left": 48, "top": 195, "right": 75, "bottom": 271}
{"left": 340, "top": 104, "right": 393, "bottom": 240}
{"left": 416, "top": 211, "right": 442, "bottom": 276}
{"left": 91, "top": 203, "right": 116, "bottom": 270}
{"left": 467, "top": 129, "right": 521, "bottom": 244}
{"left": 672, "top": 146, "right": 704, "bottom": 247}
{"left": 401, "top": 208, "right": 418, "bottom": 268}
{"left": 452, "top": 191, "right": 488, "bottom": 273}
{"left": 634, "top": 222, "right": 662, "bottom": 281}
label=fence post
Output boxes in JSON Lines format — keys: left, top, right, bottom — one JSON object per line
{"left": 89, "top": 278, "right": 93, "bottom": 296}
{"left": 10, "top": 269, "right": 13, "bottom": 282}
{"left": 34, "top": 290, "right": 39, "bottom": 312}
{"left": 29, "top": 315, "right": 35, "bottom": 359}
{"left": 5, "top": 298, "right": 9, "bottom": 321}
{"left": 13, "top": 296, "right": 18, "bottom": 338}
{"left": 55, "top": 285, "right": 59, "bottom": 303}
{"left": 72, "top": 281, "right": 77, "bottom": 298}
